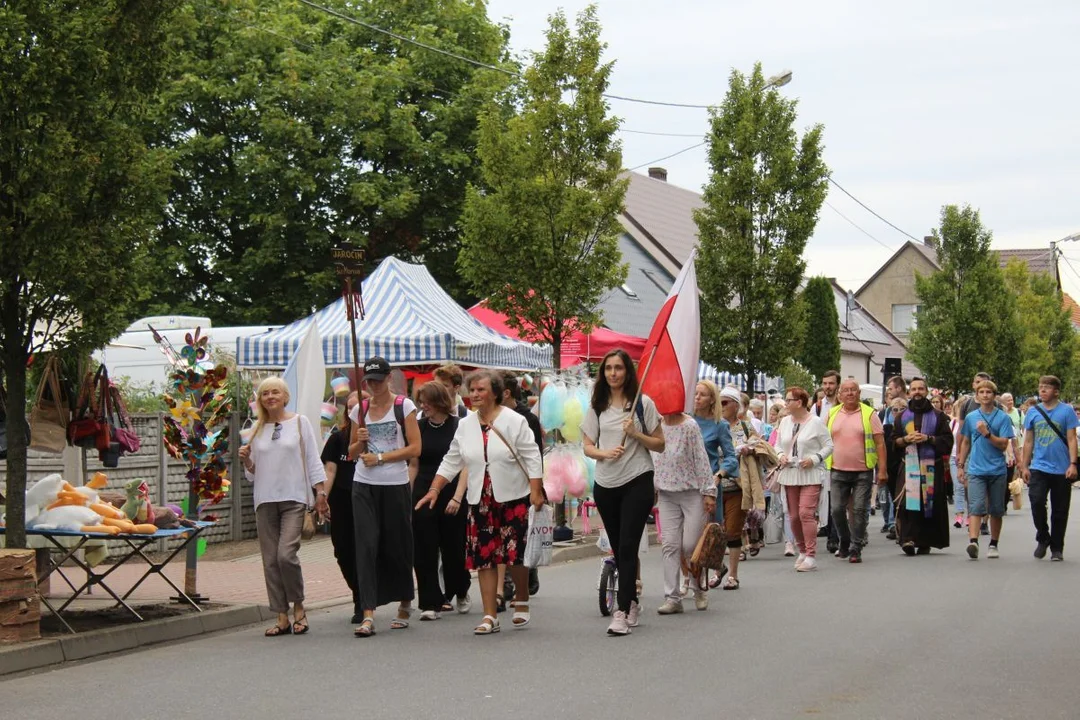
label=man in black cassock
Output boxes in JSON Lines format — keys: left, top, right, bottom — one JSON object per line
{"left": 894, "top": 378, "right": 953, "bottom": 555}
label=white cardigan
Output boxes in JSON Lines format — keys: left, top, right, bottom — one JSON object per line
{"left": 436, "top": 408, "right": 543, "bottom": 505}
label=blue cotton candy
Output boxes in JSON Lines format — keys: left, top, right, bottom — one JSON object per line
{"left": 538, "top": 381, "right": 567, "bottom": 430}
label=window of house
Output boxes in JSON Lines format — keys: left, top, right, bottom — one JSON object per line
{"left": 892, "top": 304, "right": 920, "bottom": 334}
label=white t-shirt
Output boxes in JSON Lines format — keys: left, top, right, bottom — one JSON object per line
{"left": 581, "top": 395, "right": 661, "bottom": 489}
{"left": 348, "top": 397, "right": 417, "bottom": 486}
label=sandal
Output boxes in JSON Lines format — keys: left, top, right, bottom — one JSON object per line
{"left": 902, "top": 541, "right": 916, "bottom": 557}
{"left": 474, "top": 614, "right": 500, "bottom": 635}
{"left": 512, "top": 603, "right": 530, "bottom": 628}
{"left": 265, "top": 623, "right": 292, "bottom": 637}
{"left": 390, "top": 606, "right": 412, "bottom": 630}
{"left": 739, "top": 550, "right": 747, "bottom": 561}
{"left": 291, "top": 613, "right": 309, "bottom": 635}
{"left": 722, "top": 576, "right": 740, "bottom": 591}
{"left": 440, "top": 601, "right": 454, "bottom": 613}
{"left": 749, "top": 545, "right": 761, "bottom": 557}
{"left": 496, "top": 594, "right": 506, "bottom": 613}
{"left": 353, "top": 618, "right": 375, "bottom": 638}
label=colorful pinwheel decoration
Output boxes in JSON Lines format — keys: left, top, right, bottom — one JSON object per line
{"left": 159, "top": 327, "right": 233, "bottom": 514}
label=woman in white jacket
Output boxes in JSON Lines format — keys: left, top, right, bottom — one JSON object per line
{"left": 419, "top": 369, "right": 544, "bottom": 635}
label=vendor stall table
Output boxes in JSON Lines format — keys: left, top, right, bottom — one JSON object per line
{"left": 0, "top": 521, "right": 213, "bottom": 634}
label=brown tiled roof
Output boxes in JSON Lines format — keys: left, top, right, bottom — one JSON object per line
{"left": 620, "top": 171, "right": 704, "bottom": 271}
{"left": 1063, "top": 293, "right": 1080, "bottom": 330}
{"left": 996, "top": 248, "right": 1058, "bottom": 282}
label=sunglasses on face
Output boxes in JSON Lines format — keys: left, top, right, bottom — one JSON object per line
{"left": 272, "top": 422, "right": 282, "bottom": 441}
{"left": 720, "top": 400, "right": 732, "bottom": 406}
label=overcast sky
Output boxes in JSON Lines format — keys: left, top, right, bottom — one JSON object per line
{"left": 485, "top": 0, "right": 1080, "bottom": 297}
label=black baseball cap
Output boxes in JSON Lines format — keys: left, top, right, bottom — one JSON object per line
{"left": 363, "top": 356, "right": 391, "bottom": 381}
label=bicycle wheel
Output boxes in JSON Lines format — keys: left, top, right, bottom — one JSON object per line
{"left": 598, "top": 562, "right": 617, "bottom": 617}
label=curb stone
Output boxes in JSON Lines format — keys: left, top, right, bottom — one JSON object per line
{"left": 0, "top": 530, "right": 649, "bottom": 676}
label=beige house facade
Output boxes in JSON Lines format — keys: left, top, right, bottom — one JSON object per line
{"left": 854, "top": 240, "right": 939, "bottom": 340}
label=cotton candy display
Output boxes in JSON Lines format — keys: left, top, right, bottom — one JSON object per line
{"left": 561, "top": 396, "right": 584, "bottom": 442}
{"left": 564, "top": 451, "right": 588, "bottom": 498}
{"left": 538, "top": 381, "right": 567, "bottom": 430}
{"left": 583, "top": 455, "right": 596, "bottom": 493}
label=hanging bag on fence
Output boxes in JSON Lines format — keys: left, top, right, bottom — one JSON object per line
{"left": 67, "top": 366, "right": 106, "bottom": 449}
{"left": 524, "top": 504, "right": 554, "bottom": 568}
{"left": 93, "top": 365, "right": 113, "bottom": 452}
{"left": 29, "top": 355, "right": 70, "bottom": 454}
{"left": 108, "top": 381, "right": 140, "bottom": 454}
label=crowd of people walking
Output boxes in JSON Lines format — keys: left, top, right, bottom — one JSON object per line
{"left": 243, "top": 355, "right": 1079, "bottom": 639}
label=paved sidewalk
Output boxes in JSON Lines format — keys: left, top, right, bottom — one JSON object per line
{"left": 43, "top": 526, "right": 620, "bottom": 610}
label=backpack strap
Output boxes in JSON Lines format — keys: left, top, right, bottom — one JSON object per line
{"left": 635, "top": 399, "right": 645, "bottom": 428}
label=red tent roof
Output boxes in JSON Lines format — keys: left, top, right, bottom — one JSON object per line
{"left": 468, "top": 303, "right": 646, "bottom": 366}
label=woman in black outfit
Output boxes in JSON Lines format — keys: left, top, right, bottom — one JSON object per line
{"left": 320, "top": 391, "right": 361, "bottom": 622}
{"left": 410, "top": 381, "right": 471, "bottom": 620}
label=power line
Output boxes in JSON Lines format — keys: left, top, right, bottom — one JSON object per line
{"left": 619, "top": 129, "right": 703, "bottom": 138}
{"left": 824, "top": 201, "right": 895, "bottom": 252}
{"left": 627, "top": 141, "right": 706, "bottom": 171}
{"left": 294, "top": 0, "right": 717, "bottom": 110}
{"left": 827, "top": 176, "right": 921, "bottom": 243}
{"left": 1058, "top": 253, "right": 1080, "bottom": 286}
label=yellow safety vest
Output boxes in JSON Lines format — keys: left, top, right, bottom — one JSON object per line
{"left": 825, "top": 403, "right": 879, "bottom": 470}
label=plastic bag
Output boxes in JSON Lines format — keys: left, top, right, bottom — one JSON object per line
{"left": 764, "top": 496, "right": 784, "bottom": 545}
{"left": 524, "top": 505, "right": 554, "bottom": 568}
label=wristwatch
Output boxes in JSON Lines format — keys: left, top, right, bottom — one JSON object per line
{"left": 376, "top": 453, "right": 384, "bottom": 466}
{"left": 317, "top": 491, "right": 327, "bottom": 498}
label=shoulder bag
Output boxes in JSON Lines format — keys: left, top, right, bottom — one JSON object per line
{"left": 296, "top": 415, "right": 320, "bottom": 540}
{"left": 29, "top": 355, "right": 70, "bottom": 454}
{"left": 688, "top": 521, "right": 727, "bottom": 588}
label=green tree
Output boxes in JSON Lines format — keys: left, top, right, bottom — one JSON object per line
{"left": 695, "top": 63, "right": 828, "bottom": 391}
{"left": 457, "top": 6, "right": 628, "bottom": 369}
{"left": 798, "top": 276, "right": 841, "bottom": 382}
{"left": 142, "top": 0, "right": 510, "bottom": 324}
{"left": 908, "top": 205, "right": 1021, "bottom": 395}
{"left": 0, "top": 1, "right": 178, "bottom": 547}
{"left": 1002, "top": 258, "right": 1077, "bottom": 394}
{"left": 780, "top": 359, "right": 816, "bottom": 397}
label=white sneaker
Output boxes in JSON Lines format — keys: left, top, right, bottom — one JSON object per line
{"left": 795, "top": 553, "right": 807, "bottom": 569}
{"left": 694, "top": 591, "right": 708, "bottom": 611}
{"left": 987, "top": 545, "right": 1000, "bottom": 559}
{"left": 784, "top": 542, "right": 796, "bottom": 557}
{"left": 627, "top": 600, "right": 641, "bottom": 627}
{"left": 419, "top": 609, "right": 440, "bottom": 621}
{"left": 797, "top": 556, "right": 818, "bottom": 572}
{"left": 456, "top": 594, "right": 471, "bottom": 614}
{"left": 657, "top": 599, "right": 684, "bottom": 615}
{"left": 607, "top": 610, "right": 631, "bottom": 635}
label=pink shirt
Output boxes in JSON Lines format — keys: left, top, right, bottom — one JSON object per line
{"left": 830, "top": 407, "right": 884, "bottom": 471}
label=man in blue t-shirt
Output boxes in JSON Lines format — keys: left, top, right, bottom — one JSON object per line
{"left": 1020, "top": 375, "right": 1079, "bottom": 561}
{"left": 957, "top": 380, "right": 1014, "bottom": 560}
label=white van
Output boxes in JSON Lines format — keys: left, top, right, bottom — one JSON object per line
{"left": 93, "top": 316, "right": 279, "bottom": 390}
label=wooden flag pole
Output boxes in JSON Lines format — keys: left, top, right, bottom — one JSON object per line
{"left": 620, "top": 349, "right": 660, "bottom": 446}
{"left": 332, "top": 243, "right": 368, "bottom": 455}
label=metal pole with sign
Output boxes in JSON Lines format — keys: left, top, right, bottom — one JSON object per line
{"left": 332, "top": 243, "right": 368, "bottom": 453}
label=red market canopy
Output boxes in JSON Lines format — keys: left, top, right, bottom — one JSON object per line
{"left": 468, "top": 302, "right": 646, "bottom": 366}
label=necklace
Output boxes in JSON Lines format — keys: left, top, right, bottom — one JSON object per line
{"left": 427, "top": 416, "right": 446, "bottom": 428}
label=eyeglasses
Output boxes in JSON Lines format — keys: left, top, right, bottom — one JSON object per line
{"left": 272, "top": 422, "right": 282, "bottom": 441}
{"left": 719, "top": 400, "right": 732, "bottom": 406}
{"left": 784, "top": 397, "right": 797, "bottom": 402}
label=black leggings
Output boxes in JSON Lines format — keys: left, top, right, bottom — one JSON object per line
{"left": 593, "top": 471, "right": 655, "bottom": 613}
{"left": 328, "top": 489, "right": 358, "bottom": 608}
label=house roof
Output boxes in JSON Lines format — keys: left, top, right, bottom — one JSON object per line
{"left": 996, "top": 248, "right": 1059, "bottom": 282}
{"left": 855, "top": 240, "right": 939, "bottom": 297}
{"left": 830, "top": 278, "right": 921, "bottom": 378}
{"left": 619, "top": 171, "right": 704, "bottom": 272}
{"left": 1063, "top": 293, "right": 1080, "bottom": 330}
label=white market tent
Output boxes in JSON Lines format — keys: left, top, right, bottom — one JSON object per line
{"left": 697, "top": 361, "right": 783, "bottom": 394}
{"left": 235, "top": 257, "right": 553, "bottom": 371}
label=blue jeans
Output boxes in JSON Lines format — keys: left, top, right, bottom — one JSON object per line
{"left": 966, "top": 474, "right": 1007, "bottom": 517}
{"left": 882, "top": 487, "right": 895, "bottom": 528}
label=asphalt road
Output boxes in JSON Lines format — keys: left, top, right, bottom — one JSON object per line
{"left": 4, "top": 503, "right": 1079, "bottom": 720}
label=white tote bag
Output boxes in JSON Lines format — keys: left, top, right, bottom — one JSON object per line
{"left": 524, "top": 505, "right": 554, "bottom": 568}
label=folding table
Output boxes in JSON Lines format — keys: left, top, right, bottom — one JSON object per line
{"left": 0, "top": 521, "right": 213, "bottom": 634}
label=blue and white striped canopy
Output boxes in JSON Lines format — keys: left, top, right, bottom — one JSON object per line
{"left": 236, "top": 257, "right": 553, "bottom": 371}
{"left": 697, "top": 361, "right": 783, "bottom": 393}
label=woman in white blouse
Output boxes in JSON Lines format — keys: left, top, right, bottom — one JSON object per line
{"left": 774, "top": 386, "right": 833, "bottom": 572}
{"left": 423, "top": 370, "right": 544, "bottom": 635}
{"left": 239, "top": 377, "right": 329, "bottom": 636}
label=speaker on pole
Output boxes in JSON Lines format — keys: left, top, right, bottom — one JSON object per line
{"left": 882, "top": 357, "right": 902, "bottom": 379}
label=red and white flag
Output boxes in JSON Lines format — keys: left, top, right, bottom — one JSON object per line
{"left": 640, "top": 251, "right": 700, "bottom": 415}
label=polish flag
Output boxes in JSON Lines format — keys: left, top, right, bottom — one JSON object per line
{"left": 640, "top": 251, "right": 700, "bottom": 415}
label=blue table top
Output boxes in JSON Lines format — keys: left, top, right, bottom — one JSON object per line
{"left": 0, "top": 521, "right": 214, "bottom": 540}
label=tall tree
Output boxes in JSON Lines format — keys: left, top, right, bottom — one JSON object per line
{"left": 1002, "top": 258, "right": 1077, "bottom": 393}
{"left": 908, "top": 205, "right": 1021, "bottom": 395}
{"left": 798, "top": 276, "right": 841, "bottom": 381}
{"left": 0, "top": 1, "right": 178, "bottom": 547}
{"left": 695, "top": 63, "right": 828, "bottom": 391}
{"left": 142, "top": 0, "right": 510, "bottom": 324}
{"left": 457, "top": 5, "right": 628, "bottom": 369}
